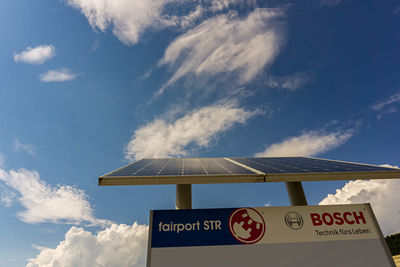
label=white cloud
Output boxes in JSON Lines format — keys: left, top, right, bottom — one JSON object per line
{"left": 320, "top": 176, "right": 400, "bottom": 235}
{"left": 65, "top": 0, "right": 174, "bottom": 45}
{"left": 371, "top": 91, "right": 400, "bottom": 119}
{"left": 266, "top": 71, "right": 314, "bottom": 90}
{"left": 0, "top": 168, "right": 109, "bottom": 226}
{"left": 65, "top": 0, "right": 246, "bottom": 46}
{"left": 40, "top": 68, "right": 78, "bottom": 82}
{"left": 372, "top": 91, "right": 400, "bottom": 111}
{"left": 125, "top": 101, "right": 260, "bottom": 161}
{"left": 209, "top": 0, "right": 243, "bottom": 12}
{"left": 264, "top": 201, "right": 272, "bottom": 207}
{"left": 379, "top": 164, "right": 399, "bottom": 169}
{"left": 0, "top": 185, "right": 17, "bottom": 207}
{"left": 173, "top": 4, "right": 204, "bottom": 28}
{"left": 371, "top": 90, "right": 400, "bottom": 117}
{"left": 27, "top": 223, "right": 148, "bottom": 267}
{"left": 14, "top": 45, "right": 55, "bottom": 65}
{"left": 255, "top": 129, "right": 353, "bottom": 157}
{"left": 157, "top": 8, "right": 285, "bottom": 94}
{"left": 13, "top": 138, "right": 37, "bottom": 156}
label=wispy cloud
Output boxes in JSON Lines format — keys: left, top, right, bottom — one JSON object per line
{"left": 320, "top": 0, "right": 343, "bottom": 7}
{"left": 393, "top": 6, "right": 400, "bottom": 15}
{"left": 320, "top": 165, "right": 400, "bottom": 235}
{"left": 125, "top": 101, "right": 261, "bottom": 161}
{"left": 157, "top": 8, "right": 286, "bottom": 95}
{"left": 65, "top": 0, "right": 173, "bottom": 45}
{"left": 27, "top": 223, "right": 148, "bottom": 267}
{"left": 255, "top": 128, "right": 354, "bottom": 157}
{"left": 371, "top": 90, "right": 400, "bottom": 119}
{"left": 0, "top": 186, "right": 16, "bottom": 207}
{"left": 66, "top": 0, "right": 241, "bottom": 46}
{"left": 14, "top": 45, "right": 55, "bottom": 65}
{"left": 13, "top": 138, "right": 36, "bottom": 156}
{"left": 209, "top": 0, "right": 244, "bottom": 12}
{"left": 371, "top": 91, "right": 400, "bottom": 111}
{"left": 0, "top": 153, "right": 5, "bottom": 168}
{"left": 265, "top": 71, "right": 314, "bottom": 90}
{"left": 40, "top": 68, "right": 79, "bottom": 82}
{"left": 0, "top": 168, "right": 110, "bottom": 226}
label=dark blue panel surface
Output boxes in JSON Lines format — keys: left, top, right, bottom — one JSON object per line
{"left": 104, "top": 158, "right": 256, "bottom": 177}
{"left": 103, "top": 157, "right": 398, "bottom": 179}
{"left": 157, "top": 158, "right": 184, "bottom": 176}
{"left": 151, "top": 208, "right": 240, "bottom": 248}
{"left": 230, "top": 157, "right": 396, "bottom": 174}
{"left": 106, "top": 159, "right": 153, "bottom": 176}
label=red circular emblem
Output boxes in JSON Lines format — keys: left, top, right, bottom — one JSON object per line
{"left": 229, "top": 208, "right": 266, "bottom": 244}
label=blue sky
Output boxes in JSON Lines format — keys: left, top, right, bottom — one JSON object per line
{"left": 1, "top": 0, "right": 400, "bottom": 266}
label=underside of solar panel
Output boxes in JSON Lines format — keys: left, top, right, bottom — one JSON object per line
{"left": 99, "top": 157, "right": 400, "bottom": 186}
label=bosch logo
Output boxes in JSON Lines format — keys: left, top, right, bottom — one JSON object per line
{"left": 285, "top": 212, "right": 303, "bottom": 230}
{"left": 229, "top": 208, "right": 266, "bottom": 244}
{"left": 310, "top": 211, "right": 367, "bottom": 226}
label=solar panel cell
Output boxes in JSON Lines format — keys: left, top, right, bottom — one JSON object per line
{"left": 106, "top": 159, "right": 153, "bottom": 176}
{"left": 158, "top": 159, "right": 184, "bottom": 176}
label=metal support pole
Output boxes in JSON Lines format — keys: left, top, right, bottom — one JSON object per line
{"left": 176, "top": 184, "right": 192, "bottom": 209}
{"left": 285, "top": 181, "right": 308, "bottom": 206}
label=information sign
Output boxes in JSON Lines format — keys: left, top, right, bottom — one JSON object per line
{"left": 147, "top": 204, "right": 395, "bottom": 267}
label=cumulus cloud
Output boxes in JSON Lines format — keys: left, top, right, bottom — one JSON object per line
{"left": 27, "top": 223, "right": 148, "bottom": 267}
{"left": 13, "top": 138, "right": 37, "bottom": 156}
{"left": 40, "top": 68, "right": 78, "bottom": 82}
{"left": 0, "top": 168, "right": 109, "bottom": 226}
{"left": 320, "top": 173, "right": 400, "bottom": 235}
{"left": 255, "top": 129, "right": 353, "bottom": 157}
{"left": 266, "top": 71, "right": 314, "bottom": 90}
{"left": 125, "top": 101, "right": 260, "bottom": 161}
{"left": 14, "top": 45, "right": 55, "bottom": 65}
{"left": 65, "top": 0, "right": 174, "bottom": 45}
{"left": 157, "top": 8, "right": 285, "bottom": 94}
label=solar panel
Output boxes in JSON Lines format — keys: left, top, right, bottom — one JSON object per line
{"left": 230, "top": 157, "right": 391, "bottom": 173}
{"left": 229, "top": 157, "right": 400, "bottom": 182}
{"left": 99, "top": 157, "right": 400, "bottom": 186}
{"left": 99, "top": 158, "right": 262, "bottom": 185}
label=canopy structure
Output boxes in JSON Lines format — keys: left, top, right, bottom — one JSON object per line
{"left": 99, "top": 157, "right": 400, "bottom": 208}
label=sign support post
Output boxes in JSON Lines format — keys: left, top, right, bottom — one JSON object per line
{"left": 176, "top": 184, "right": 192, "bottom": 209}
{"left": 286, "top": 181, "right": 308, "bottom": 206}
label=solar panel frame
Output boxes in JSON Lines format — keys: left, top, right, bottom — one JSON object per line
{"left": 99, "top": 157, "right": 400, "bottom": 186}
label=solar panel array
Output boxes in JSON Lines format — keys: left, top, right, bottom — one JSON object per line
{"left": 99, "top": 157, "right": 400, "bottom": 185}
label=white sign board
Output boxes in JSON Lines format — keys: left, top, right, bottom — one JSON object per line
{"left": 147, "top": 204, "right": 395, "bottom": 267}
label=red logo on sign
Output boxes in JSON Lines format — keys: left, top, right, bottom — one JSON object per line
{"left": 229, "top": 208, "right": 266, "bottom": 244}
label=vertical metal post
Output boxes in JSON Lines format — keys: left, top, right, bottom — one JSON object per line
{"left": 176, "top": 184, "right": 192, "bottom": 209}
{"left": 286, "top": 181, "right": 308, "bottom": 206}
